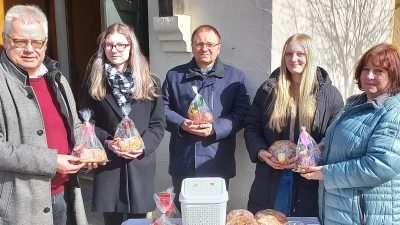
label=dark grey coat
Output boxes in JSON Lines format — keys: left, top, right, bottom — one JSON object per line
{"left": 0, "top": 52, "right": 87, "bottom": 225}
{"left": 80, "top": 75, "right": 166, "bottom": 213}
{"left": 244, "top": 67, "right": 344, "bottom": 216}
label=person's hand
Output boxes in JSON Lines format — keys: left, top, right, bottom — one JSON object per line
{"left": 56, "top": 154, "right": 85, "bottom": 174}
{"left": 300, "top": 166, "right": 324, "bottom": 180}
{"left": 318, "top": 143, "right": 323, "bottom": 152}
{"left": 106, "top": 140, "right": 143, "bottom": 159}
{"left": 258, "top": 149, "right": 285, "bottom": 170}
{"left": 83, "top": 162, "right": 106, "bottom": 170}
{"left": 114, "top": 149, "right": 144, "bottom": 160}
{"left": 189, "top": 123, "right": 215, "bottom": 137}
{"left": 180, "top": 119, "right": 194, "bottom": 132}
{"left": 281, "top": 156, "right": 296, "bottom": 169}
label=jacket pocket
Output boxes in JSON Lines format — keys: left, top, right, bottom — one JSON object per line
{"left": 0, "top": 172, "right": 12, "bottom": 218}
{"left": 357, "top": 190, "right": 366, "bottom": 225}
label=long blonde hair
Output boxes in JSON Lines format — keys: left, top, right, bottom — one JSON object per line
{"left": 87, "top": 23, "right": 158, "bottom": 101}
{"left": 267, "top": 33, "right": 318, "bottom": 132}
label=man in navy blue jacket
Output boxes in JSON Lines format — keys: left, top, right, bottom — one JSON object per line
{"left": 162, "top": 24, "right": 251, "bottom": 211}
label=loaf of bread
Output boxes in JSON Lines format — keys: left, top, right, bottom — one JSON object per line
{"left": 226, "top": 209, "right": 254, "bottom": 223}
{"left": 77, "top": 148, "right": 107, "bottom": 164}
{"left": 268, "top": 140, "right": 296, "bottom": 165}
{"left": 294, "top": 149, "right": 322, "bottom": 173}
{"left": 255, "top": 209, "right": 288, "bottom": 225}
{"left": 226, "top": 217, "right": 258, "bottom": 225}
{"left": 113, "top": 136, "right": 143, "bottom": 152}
{"left": 191, "top": 111, "right": 213, "bottom": 124}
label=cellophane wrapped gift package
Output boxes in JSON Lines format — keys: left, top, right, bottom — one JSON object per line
{"left": 267, "top": 140, "right": 296, "bottom": 165}
{"left": 293, "top": 126, "right": 323, "bottom": 173}
{"left": 151, "top": 187, "right": 181, "bottom": 225}
{"left": 187, "top": 86, "right": 213, "bottom": 124}
{"left": 113, "top": 104, "right": 145, "bottom": 153}
{"left": 72, "top": 109, "right": 107, "bottom": 164}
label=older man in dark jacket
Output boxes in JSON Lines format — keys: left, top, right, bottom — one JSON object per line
{"left": 0, "top": 5, "right": 90, "bottom": 225}
{"left": 162, "top": 24, "right": 251, "bottom": 211}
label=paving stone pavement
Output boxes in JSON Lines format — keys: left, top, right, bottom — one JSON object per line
{"left": 79, "top": 172, "right": 152, "bottom": 224}
{"left": 81, "top": 187, "right": 104, "bottom": 225}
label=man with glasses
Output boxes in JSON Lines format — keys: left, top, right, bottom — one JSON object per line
{"left": 162, "top": 24, "right": 251, "bottom": 211}
{"left": 0, "top": 5, "right": 91, "bottom": 225}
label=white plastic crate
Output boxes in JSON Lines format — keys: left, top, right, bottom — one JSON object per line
{"left": 179, "top": 177, "right": 228, "bottom": 225}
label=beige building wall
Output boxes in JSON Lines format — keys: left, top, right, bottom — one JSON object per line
{"left": 272, "top": 0, "right": 394, "bottom": 100}
{"left": 394, "top": 0, "right": 400, "bottom": 48}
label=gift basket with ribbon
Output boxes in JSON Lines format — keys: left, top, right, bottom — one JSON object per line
{"left": 113, "top": 104, "right": 145, "bottom": 153}
{"left": 151, "top": 187, "right": 181, "bottom": 225}
{"left": 293, "top": 126, "right": 323, "bottom": 173}
{"left": 187, "top": 86, "right": 213, "bottom": 124}
{"left": 72, "top": 109, "right": 107, "bottom": 164}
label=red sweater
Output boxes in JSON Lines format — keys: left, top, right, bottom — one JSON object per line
{"left": 30, "top": 76, "right": 71, "bottom": 195}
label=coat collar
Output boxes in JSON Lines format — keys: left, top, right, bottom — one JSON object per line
{"left": 186, "top": 56, "right": 225, "bottom": 79}
{"left": 346, "top": 92, "right": 390, "bottom": 109}
{"left": 1, "top": 51, "right": 29, "bottom": 84}
{"left": 0, "top": 51, "right": 60, "bottom": 84}
{"left": 105, "top": 83, "right": 125, "bottom": 119}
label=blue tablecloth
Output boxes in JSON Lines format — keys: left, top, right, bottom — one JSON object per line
{"left": 122, "top": 217, "right": 321, "bottom": 225}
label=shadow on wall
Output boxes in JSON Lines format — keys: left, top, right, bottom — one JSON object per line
{"left": 275, "top": 0, "right": 393, "bottom": 99}
{"left": 308, "top": 0, "right": 393, "bottom": 98}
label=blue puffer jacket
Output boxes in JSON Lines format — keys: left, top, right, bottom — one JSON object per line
{"left": 162, "top": 56, "right": 250, "bottom": 178}
{"left": 319, "top": 93, "right": 400, "bottom": 225}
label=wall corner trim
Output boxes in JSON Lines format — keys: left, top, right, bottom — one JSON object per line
{"left": 153, "top": 15, "right": 191, "bottom": 53}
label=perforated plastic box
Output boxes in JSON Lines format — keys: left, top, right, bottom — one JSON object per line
{"left": 179, "top": 177, "right": 228, "bottom": 225}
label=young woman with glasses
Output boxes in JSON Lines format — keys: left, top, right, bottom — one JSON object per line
{"left": 80, "top": 23, "right": 166, "bottom": 225}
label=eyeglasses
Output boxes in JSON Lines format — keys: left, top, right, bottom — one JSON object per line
{"left": 102, "top": 43, "right": 130, "bottom": 52}
{"left": 192, "top": 42, "right": 220, "bottom": 50}
{"left": 6, "top": 34, "right": 47, "bottom": 49}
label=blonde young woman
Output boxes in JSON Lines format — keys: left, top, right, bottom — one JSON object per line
{"left": 244, "top": 33, "right": 343, "bottom": 216}
{"left": 80, "top": 23, "right": 166, "bottom": 225}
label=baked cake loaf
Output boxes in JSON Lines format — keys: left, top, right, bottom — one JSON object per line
{"left": 255, "top": 209, "right": 288, "bottom": 225}
{"left": 77, "top": 148, "right": 107, "bottom": 164}
{"left": 226, "top": 209, "right": 254, "bottom": 223}
{"left": 114, "top": 136, "right": 143, "bottom": 152}
{"left": 268, "top": 140, "right": 296, "bottom": 165}
{"left": 226, "top": 217, "right": 258, "bottom": 225}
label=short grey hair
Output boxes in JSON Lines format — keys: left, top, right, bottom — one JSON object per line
{"left": 4, "top": 5, "right": 48, "bottom": 36}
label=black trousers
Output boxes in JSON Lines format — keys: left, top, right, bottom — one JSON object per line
{"left": 103, "top": 212, "right": 147, "bottom": 225}
{"left": 172, "top": 177, "right": 229, "bottom": 212}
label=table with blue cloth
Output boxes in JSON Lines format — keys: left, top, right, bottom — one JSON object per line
{"left": 122, "top": 217, "right": 321, "bottom": 224}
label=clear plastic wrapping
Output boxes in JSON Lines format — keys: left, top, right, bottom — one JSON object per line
{"left": 113, "top": 104, "right": 145, "bottom": 153}
{"left": 187, "top": 86, "right": 213, "bottom": 124}
{"left": 72, "top": 109, "right": 107, "bottom": 163}
{"left": 268, "top": 140, "right": 296, "bottom": 165}
{"left": 151, "top": 187, "right": 181, "bottom": 225}
{"left": 293, "top": 126, "right": 323, "bottom": 173}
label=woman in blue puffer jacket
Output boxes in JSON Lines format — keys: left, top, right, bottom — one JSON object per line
{"left": 303, "top": 43, "right": 400, "bottom": 225}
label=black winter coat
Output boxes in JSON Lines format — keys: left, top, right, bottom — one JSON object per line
{"left": 80, "top": 75, "right": 166, "bottom": 214}
{"left": 244, "top": 67, "right": 343, "bottom": 216}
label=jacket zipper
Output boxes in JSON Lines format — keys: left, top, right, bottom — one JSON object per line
{"left": 210, "top": 84, "right": 214, "bottom": 110}
{"left": 357, "top": 190, "right": 366, "bottom": 225}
